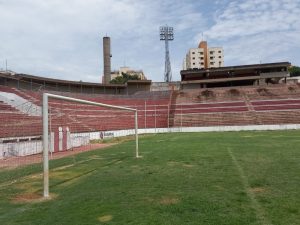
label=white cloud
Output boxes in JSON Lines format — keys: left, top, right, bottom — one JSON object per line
{"left": 3, "top": 0, "right": 299, "bottom": 83}
{"left": 0, "top": 0, "right": 207, "bottom": 82}
{"left": 203, "top": 0, "right": 300, "bottom": 66}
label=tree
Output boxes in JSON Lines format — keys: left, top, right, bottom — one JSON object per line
{"left": 110, "top": 72, "right": 141, "bottom": 84}
{"left": 289, "top": 66, "right": 300, "bottom": 77}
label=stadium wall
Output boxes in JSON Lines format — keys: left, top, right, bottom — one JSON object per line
{"left": 2, "top": 124, "right": 300, "bottom": 159}
{"left": 68, "top": 123, "right": 300, "bottom": 137}
{"left": 0, "top": 72, "right": 152, "bottom": 95}
{"left": 0, "top": 140, "right": 43, "bottom": 159}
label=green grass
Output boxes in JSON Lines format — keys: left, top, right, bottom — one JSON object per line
{"left": 0, "top": 131, "right": 299, "bottom": 225}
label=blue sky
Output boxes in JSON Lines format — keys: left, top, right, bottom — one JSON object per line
{"left": 0, "top": 0, "right": 299, "bottom": 82}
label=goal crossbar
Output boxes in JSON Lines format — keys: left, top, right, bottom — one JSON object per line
{"left": 42, "top": 93, "right": 139, "bottom": 198}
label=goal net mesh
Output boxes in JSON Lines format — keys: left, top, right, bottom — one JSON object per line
{"left": 0, "top": 90, "right": 137, "bottom": 188}
{"left": 47, "top": 95, "right": 137, "bottom": 154}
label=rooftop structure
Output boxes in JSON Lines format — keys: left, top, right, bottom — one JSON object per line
{"left": 0, "top": 72, "right": 151, "bottom": 95}
{"left": 181, "top": 62, "right": 291, "bottom": 89}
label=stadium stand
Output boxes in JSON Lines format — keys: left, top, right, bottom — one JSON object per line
{"left": 2, "top": 83, "right": 300, "bottom": 158}
{"left": 0, "top": 85, "right": 171, "bottom": 135}
{"left": 172, "top": 84, "right": 300, "bottom": 127}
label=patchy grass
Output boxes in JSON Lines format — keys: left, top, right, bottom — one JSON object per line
{"left": 90, "top": 135, "right": 138, "bottom": 144}
{"left": 98, "top": 214, "right": 113, "bottom": 222}
{"left": 0, "top": 131, "right": 300, "bottom": 225}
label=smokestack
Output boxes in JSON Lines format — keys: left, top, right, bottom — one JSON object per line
{"left": 103, "top": 36, "right": 111, "bottom": 84}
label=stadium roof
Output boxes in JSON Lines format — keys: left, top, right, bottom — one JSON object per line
{"left": 0, "top": 72, "right": 151, "bottom": 88}
{"left": 181, "top": 62, "right": 291, "bottom": 83}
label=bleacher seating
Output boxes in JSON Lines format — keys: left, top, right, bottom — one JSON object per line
{"left": 172, "top": 84, "right": 300, "bottom": 127}
{"left": 0, "top": 100, "right": 42, "bottom": 138}
{"left": 0, "top": 85, "right": 171, "bottom": 138}
{"left": 2, "top": 84, "right": 300, "bottom": 140}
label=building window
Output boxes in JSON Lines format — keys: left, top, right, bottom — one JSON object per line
{"left": 210, "top": 51, "right": 214, "bottom": 54}
{"left": 210, "top": 62, "right": 214, "bottom": 65}
{"left": 192, "top": 57, "right": 195, "bottom": 60}
{"left": 200, "top": 52, "right": 204, "bottom": 55}
{"left": 201, "top": 57, "right": 204, "bottom": 60}
{"left": 192, "top": 52, "right": 195, "bottom": 54}
{"left": 201, "top": 62, "right": 204, "bottom": 65}
{"left": 219, "top": 56, "right": 222, "bottom": 58}
{"left": 193, "top": 63, "right": 195, "bottom": 65}
{"left": 218, "top": 50, "right": 222, "bottom": 53}
{"left": 210, "top": 57, "right": 214, "bottom": 60}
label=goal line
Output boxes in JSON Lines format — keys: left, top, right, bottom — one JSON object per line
{"left": 42, "top": 93, "right": 140, "bottom": 198}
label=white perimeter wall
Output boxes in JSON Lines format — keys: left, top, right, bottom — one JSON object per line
{"left": 0, "top": 141, "right": 42, "bottom": 159}
{"left": 1, "top": 124, "right": 300, "bottom": 159}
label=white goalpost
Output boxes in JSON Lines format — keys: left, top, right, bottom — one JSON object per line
{"left": 42, "top": 93, "right": 140, "bottom": 198}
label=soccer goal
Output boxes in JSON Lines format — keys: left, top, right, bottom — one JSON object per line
{"left": 42, "top": 93, "right": 139, "bottom": 198}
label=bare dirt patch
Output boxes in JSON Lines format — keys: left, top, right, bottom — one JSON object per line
{"left": 159, "top": 196, "right": 179, "bottom": 205}
{"left": 183, "top": 164, "right": 194, "bottom": 168}
{"left": 11, "top": 193, "right": 57, "bottom": 204}
{"left": 250, "top": 187, "right": 267, "bottom": 194}
{"left": 167, "top": 161, "right": 194, "bottom": 168}
{"left": 98, "top": 215, "right": 113, "bottom": 222}
{"left": 52, "top": 164, "right": 75, "bottom": 172}
{"left": 0, "top": 143, "right": 113, "bottom": 170}
{"left": 167, "top": 161, "right": 180, "bottom": 166}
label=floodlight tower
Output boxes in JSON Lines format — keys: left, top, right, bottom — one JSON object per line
{"left": 160, "top": 25, "right": 174, "bottom": 82}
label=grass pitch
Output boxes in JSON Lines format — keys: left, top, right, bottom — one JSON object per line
{"left": 0, "top": 131, "right": 299, "bottom": 225}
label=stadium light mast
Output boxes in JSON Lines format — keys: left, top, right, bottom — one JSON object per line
{"left": 160, "top": 25, "right": 174, "bottom": 82}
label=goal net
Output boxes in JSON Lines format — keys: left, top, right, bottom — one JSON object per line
{"left": 42, "top": 93, "right": 139, "bottom": 197}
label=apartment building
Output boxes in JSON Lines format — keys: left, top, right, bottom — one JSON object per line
{"left": 183, "top": 41, "right": 224, "bottom": 70}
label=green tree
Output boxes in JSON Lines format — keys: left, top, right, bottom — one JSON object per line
{"left": 289, "top": 66, "right": 300, "bottom": 77}
{"left": 110, "top": 72, "right": 141, "bottom": 84}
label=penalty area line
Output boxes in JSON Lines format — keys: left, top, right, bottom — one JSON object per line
{"left": 227, "top": 148, "right": 273, "bottom": 225}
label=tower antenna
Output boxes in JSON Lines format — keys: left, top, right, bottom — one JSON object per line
{"left": 160, "top": 25, "right": 174, "bottom": 82}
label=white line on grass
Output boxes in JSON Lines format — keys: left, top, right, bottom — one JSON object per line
{"left": 227, "top": 148, "right": 273, "bottom": 225}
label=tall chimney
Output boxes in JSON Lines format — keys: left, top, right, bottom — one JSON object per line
{"left": 103, "top": 36, "right": 111, "bottom": 84}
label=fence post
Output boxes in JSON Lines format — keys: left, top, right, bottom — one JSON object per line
{"left": 155, "top": 105, "right": 157, "bottom": 133}
{"left": 42, "top": 93, "right": 49, "bottom": 198}
{"left": 135, "top": 110, "right": 139, "bottom": 158}
{"left": 180, "top": 104, "right": 182, "bottom": 132}
{"left": 144, "top": 101, "right": 146, "bottom": 129}
{"left": 167, "top": 105, "right": 170, "bottom": 129}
